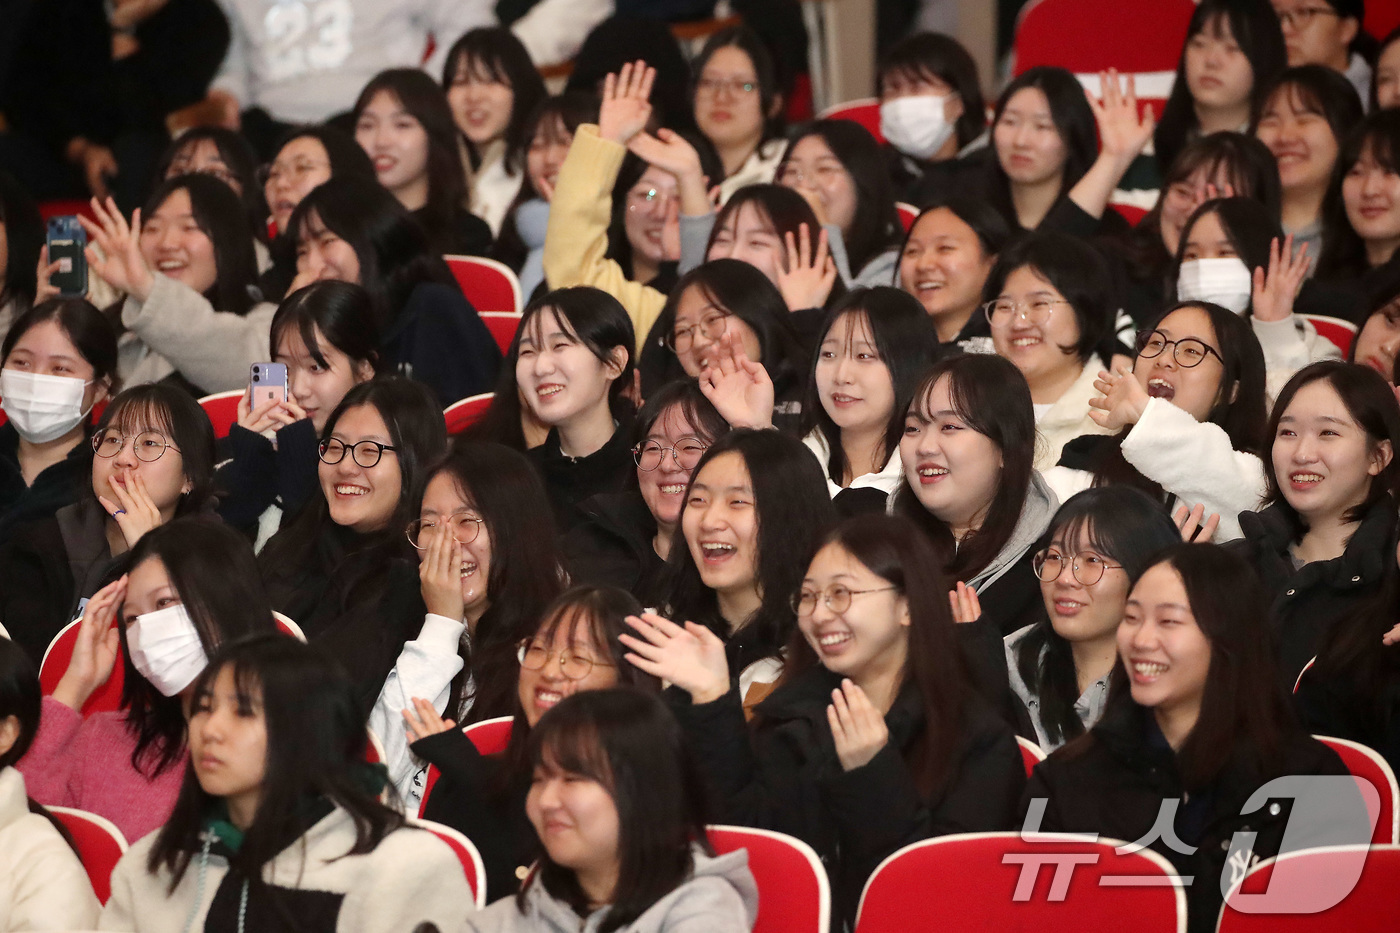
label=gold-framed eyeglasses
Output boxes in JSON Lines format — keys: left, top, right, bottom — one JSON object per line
{"left": 91, "top": 429, "right": 180, "bottom": 462}
{"left": 517, "top": 640, "right": 615, "bottom": 680}
{"left": 982, "top": 297, "right": 1071, "bottom": 327}
{"left": 633, "top": 438, "right": 708, "bottom": 471}
{"left": 407, "top": 510, "right": 486, "bottom": 549}
{"left": 792, "top": 584, "right": 898, "bottom": 616}
{"left": 666, "top": 310, "right": 731, "bottom": 352}
{"left": 1033, "top": 548, "right": 1123, "bottom": 586}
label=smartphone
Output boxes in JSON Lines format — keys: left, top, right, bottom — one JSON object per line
{"left": 250, "top": 363, "right": 288, "bottom": 407}
{"left": 46, "top": 217, "right": 87, "bottom": 297}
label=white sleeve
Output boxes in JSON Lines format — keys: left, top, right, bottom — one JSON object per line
{"left": 1252, "top": 315, "right": 1342, "bottom": 403}
{"left": 1120, "top": 397, "right": 1267, "bottom": 541}
{"left": 368, "top": 613, "right": 466, "bottom": 807}
{"left": 509, "top": 0, "right": 613, "bottom": 66}
{"left": 209, "top": 0, "right": 250, "bottom": 105}
{"left": 422, "top": 0, "right": 496, "bottom": 77}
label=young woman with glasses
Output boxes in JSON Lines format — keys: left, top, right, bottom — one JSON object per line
{"left": 403, "top": 586, "right": 659, "bottom": 903}
{"left": 369, "top": 441, "right": 565, "bottom": 810}
{"left": 624, "top": 513, "right": 1023, "bottom": 925}
{"left": 1044, "top": 301, "right": 1269, "bottom": 542}
{"left": 0, "top": 384, "right": 215, "bottom": 665}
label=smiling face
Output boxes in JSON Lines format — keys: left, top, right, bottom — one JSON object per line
{"left": 1343, "top": 142, "right": 1400, "bottom": 259}
{"left": 355, "top": 90, "right": 431, "bottom": 199}
{"left": 527, "top": 114, "right": 572, "bottom": 200}
{"left": 1184, "top": 16, "right": 1255, "bottom": 115}
{"left": 797, "top": 541, "right": 908, "bottom": 684}
{"left": 706, "top": 202, "right": 784, "bottom": 285}
{"left": 1118, "top": 562, "right": 1212, "bottom": 739}
{"left": 1133, "top": 305, "right": 1228, "bottom": 421}
{"left": 671, "top": 283, "right": 761, "bottom": 376}
{"left": 317, "top": 403, "right": 402, "bottom": 534}
{"left": 526, "top": 750, "right": 620, "bottom": 890}
{"left": 446, "top": 57, "right": 514, "bottom": 148}
{"left": 1352, "top": 298, "right": 1400, "bottom": 378}
{"left": 695, "top": 45, "right": 767, "bottom": 155}
{"left": 899, "top": 376, "right": 1003, "bottom": 537}
{"left": 899, "top": 208, "right": 995, "bottom": 338}
{"left": 623, "top": 168, "right": 679, "bottom": 269}
{"left": 90, "top": 406, "right": 192, "bottom": 521}
{"left": 637, "top": 403, "right": 712, "bottom": 530}
{"left": 993, "top": 87, "right": 1068, "bottom": 187}
{"left": 1040, "top": 524, "right": 1131, "bottom": 648}
{"left": 274, "top": 323, "right": 374, "bottom": 433}
{"left": 515, "top": 309, "right": 624, "bottom": 429}
{"left": 517, "top": 611, "right": 620, "bottom": 727}
{"left": 1272, "top": 378, "right": 1392, "bottom": 525}
{"left": 139, "top": 188, "right": 218, "bottom": 295}
{"left": 816, "top": 311, "right": 895, "bottom": 441}
{"left": 265, "top": 136, "right": 332, "bottom": 235}
{"left": 1255, "top": 85, "right": 1341, "bottom": 196}
{"left": 1159, "top": 162, "right": 1238, "bottom": 255}
{"left": 417, "top": 471, "right": 491, "bottom": 619}
{"left": 777, "top": 135, "right": 858, "bottom": 237}
{"left": 189, "top": 665, "right": 267, "bottom": 830}
{"left": 2, "top": 318, "right": 107, "bottom": 413}
{"left": 989, "top": 265, "right": 1082, "bottom": 396}
{"left": 296, "top": 210, "right": 362, "bottom": 285}
{"left": 682, "top": 451, "right": 760, "bottom": 604}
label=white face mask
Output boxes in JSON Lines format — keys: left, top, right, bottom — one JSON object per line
{"left": 0, "top": 369, "right": 94, "bottom": 444}
{"left": 1177, "top": 257, "right": 1254, "bottom": 315}
{"left": 880, "top": 94, "right": 957, "bottom": 161}
{"left": 127, "top": 604, "right": 209, "bottom": 697}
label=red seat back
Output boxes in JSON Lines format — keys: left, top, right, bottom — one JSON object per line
{"left": 1017, "top": 737, "right": 1047, "bottom": 778}
{"left": 854, "top": 832, "right": 1185, "bottom": 932}
{"left": 445, "top": 255, "right": 523, "bottom": 315}
{"left": 418, "top": 716, "right": 515, "bottom": 817}
{"left": 410, "top": 817, "right": 488, "bottom": 908}
{"left": 480, "top": 312, "right": 523, "bottom": 356}
{"left": 196, "top": 390, "right": 244, "bottom": 440}
{"left": 818, "top": 99, "right": 883, "bottom": 144}
{"left": 1300, "top": 314, "right": 1357, "bottom": 358}
{"left": 40, "top": 620, "right": 125, "bottom": 715}
{"left": 443, "top": 392, "right": 495, "bottom": 435}
{"left": 895, "top": 202, "right": 918, "bottom": 234}
{"left": 1316, "top": 735, "right": 1399, "bottom": 844}
{"left": 48, "top": 805, "right": 128, "bottom": 903}
{"left": 708, "top": 825, "right": 830, "bottom": 933}
{"left": 1217, "top": 845, "right": 1400, "bottom": 932}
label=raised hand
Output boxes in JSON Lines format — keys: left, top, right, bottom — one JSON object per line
{"left": 948, "top": 581, "right": 982, "bottom": 624}
{"left": 1173, "top": 503, "right": 1220, "bottom": 543}
{"left": 403, "top": 695, "right": 456, "bottom": 744}
{"left": 1251, "top": 235, "right": 1311, "bottom": 324}
{"left": 1090, "top": 69, "right": 1154, "bottom": 163}
{"left": 698, "top": 330, "right": 775, "bottom": 430}
{"left": 629, "top": 128, "right": 711, "bottom": 217}
{"left": 52, "top": 575, "right": 127, "bottom": 711}
{"left": 98, "top": 470, "right": 168, "bottom": 549}
{"left": 1383, "top": 622, "right": 1400, "bottom": 646}
{"left": 620, "top": 612, "right": 731, "bottom": 704}
{"left": 775, "top": 224, "right": 837, "bottom": 312}
{"left": 1088, "top": 365, "right": 1150, "bottom": 431}
{"left": 419, "top": 522, "right": 469, "bottom": 621}
{"left": 598, "top": 61, "right": 655, "bottom": 145}
{"left": 80, "top": 197, "right": 155, "bottom": 301}
{"left": 828, "top": 679, "right": 889, "bottom": 772}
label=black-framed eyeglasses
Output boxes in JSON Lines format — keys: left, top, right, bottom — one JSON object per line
{"left": 1135, "top": 330, "right": 1223, "bottom": 369}
{"left": 633, "top": 438, "right": 709, "bottom": 471}
{"left": 982, "top": 297, "right": 1071, "bottom": 327}
{"left": 791, "top": 584, "right": 898, "bottom": 617}
{"left": 667, "top": 310, "right": 731, "bottom": 352}
{"left": 318, "top": 438, "right": 399, "bottom": 469}
{"left": 517, "top": 640, "right": 615, "bottom": 680}
{"left": 1033, "top": 548, "right": 1123, "bottom": 586}
{"left": 1275, "top": 6, "right": 1340, "bottom": 30}
{"left": 407, "top": 510, "right": 485, "bottom": 549}
{"left": 91, "top": 429, "right": 180, "bottom": 462}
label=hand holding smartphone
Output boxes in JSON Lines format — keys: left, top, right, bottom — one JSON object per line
{"left": 46, "top": 217, "right": 88, "bottom": 297}
{"left": 250, "top": 363, "right": 288, "bottom": 408}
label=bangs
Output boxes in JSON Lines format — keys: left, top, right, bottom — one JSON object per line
{"left": 532, "top": 716, "right": 614, "bottom": 791}
{"left": 452, "top": 47, "right": 511, "bottom": 88}
{"left": 532, "top": 604, "right": 608, "bottom": 659}
{"left": 1362, "top": 132, "right": 1400, "bottom": 175}
{"left": 1270, "top": 81, "right": 1327, "bottom": 120}
{"left": 104, "top": 395, "right": 177, "bottom": 439}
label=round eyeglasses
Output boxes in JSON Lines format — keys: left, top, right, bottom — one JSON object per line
{"left": 517, "top": 640, "right": 615, "bottom": 680}
{"left": 791, "top": 584, "right": 898, "bottom": 617}
{"left": 318, "top": 438, "right": 399, "bottom": 469}
{"left": 633, "top": 438, "right": 708, "bottom": 472}
{"left": 407, "top": 510, "right": 486, "bottom": 549}
{"left": 667, "top": 310, "right": 731, "bottom": 353}
{"left": 1135, "top": 331, "right": 1222, "bottom": 369}
{"left": 1032, "top": 549, "right": 1123, "bottom": 586}
{"left": 91, "top": 429, "right": 180, "bottom": 462}
{"left": 982, "top": 297, "right": 1071, "bottom": 327}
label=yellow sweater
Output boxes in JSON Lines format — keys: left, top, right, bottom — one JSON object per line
{"left": 542, "top": 124, "right": 666, "bottom": 355}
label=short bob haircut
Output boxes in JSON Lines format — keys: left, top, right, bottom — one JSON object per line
{"left": 630, "top": 380, "right": 729, "bottom": 478}
{"left": 690, "top": 25, "right": 787, "bottom": 149}
{"left": 269, "top": 281, "right": 382, "bottom": 374}
{"left": 878, "top": 31, "right": 986, "bottom": 152}
{"left": 665, "top": 429, "right": 836, "bottom": 663}
{"left": 421, "top": 440, "right": 566, "bottom": 722}
{"left": 1015, "top": 487, "right": 1182, "bottom": 745}
{"left": 983, "top": 231, "right": 1118, "bottom": 365}
{"left": 116, "top": 517, "right": 278, "bottom": 778}
{"left": 989, "top": 66, "right": 1099, "bottom": 227}
{"left": 1319, "top": 108, "right": 1400, "bottom": 280}
{"left": 142, "top": 174, "right": 259, "bottom": 316}
{"left": 1263, "top": 361, "right": 1400, "bottom": 527}
{"left": 1253, "top": 65, "right": 1365, "bottom": 164}
{"left": 893, "top": 354, "right": 1037, "bottom": 581}
{"left": 0, "top": 636, "right": 40, "bottom": 769}
{"left": 155, "top": 127, "right": 265, "bottom": 234}
{"left": 1169, "top": 197, "right": 1283, "bottom": 309}
{"left": 517, "top": 286, "right": 637, "bottom": 423}
{"left": 1154, "top": 0, "right": 1288, "bottom": 172}
{"left": 353, "top": 69, "right": 471, "bottom": 252}
{"left": 270, "top": 125, "right": 377, "bottom": 186}
{"left": 801, "top": 287, "right": 940, "bottom": 486}
{"left": 522, "top": 687, "right": 712, "bottom": 932}
{"left": 150, "top": 635, "right": 403, "bottom": 889}
{"left": 441, "top": 27, "right": 548, "bottom": 176}
{"left": 703, "top": 184, "right": 830, "bottom": 276}
{"left": 93, "top": 383, "right": 217, "bottom": 515}
{"left": 1107, "top": 542, "right": 1295, "bottom": 790}
{"left": 779, "top": 120, "right": 903, "bottom": 276}
{"left": 2, "top": 298, "right": 121, "bottom": 400}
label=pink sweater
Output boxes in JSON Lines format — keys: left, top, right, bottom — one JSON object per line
{"left": 17, "top": 697, "right": 185, "bottom": 844}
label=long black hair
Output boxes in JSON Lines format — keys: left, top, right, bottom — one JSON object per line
{"left": 269, "top": 281, "right": 382, "bottom": 374}
{"left": 690, "top": 25, "right": 787, "bottom": 152}
{"left": 1015, "top": 488, "right": 1182, "bottom": 745}
{"left": 878, "top": 32, "right": 986, "bottom": 152}
{"left": 94, "top": 384, "right": 217, "bottom": 516}
{"left": 1169, "top": 197, "right": 1284, "bottom": 309}
{"left": 142, "top": 174, "right": 259, "bottom": 315}
{"left": 0, "top": 635, "right": 40, "bottom": 769}
{"left": 150, "top": 636, "right": 404, "bottom": 890}
{"left": 116, "top": 518, "right": 278, "bottom": 777}
{"left": 0, "top": 170, "right": 42, "bottom": 312}
{"left": 155, "top": 127, "right": 266, "bottom": 239}
{"left": 2, "top": 297, "right": 121, "bottom": 405}
{"left": 441, "top": 27, "right": 548, "bottom": 175}
{"left": 1319, "top": 109, "right": 1400, "bottom": 280}
{"left": 522, "top": 688, "right": 712, "bottom": 933}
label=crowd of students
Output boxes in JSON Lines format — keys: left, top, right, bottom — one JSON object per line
{"left": 0, "top": 1, "right": 1399, "bottom": 931}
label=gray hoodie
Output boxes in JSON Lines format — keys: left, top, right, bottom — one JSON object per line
{"left": 461, "top": 848, "right": 758, "bottom": 933}
{"left": 966, "top": 471, "right": 1059, "bottom": 594}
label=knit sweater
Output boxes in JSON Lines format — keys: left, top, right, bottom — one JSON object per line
{"left": 17, "top": 696, "right": 185, "bottom": 845}
{"left": 0, "top": 766, "right": 102, "bottom": 932}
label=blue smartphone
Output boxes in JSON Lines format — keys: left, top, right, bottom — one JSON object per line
{"left": 46, "top": 216, "right": 87, "bottom": 297}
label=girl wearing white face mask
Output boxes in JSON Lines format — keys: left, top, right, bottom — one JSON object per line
{"left": 0, "top": 299, "right": 117, "bottom": 545}
{"left": 14, "top": 519, "right": 278, "bottom": 846}
{"left": 1172, "top": 197, "right": 1338, "bottom": 400}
